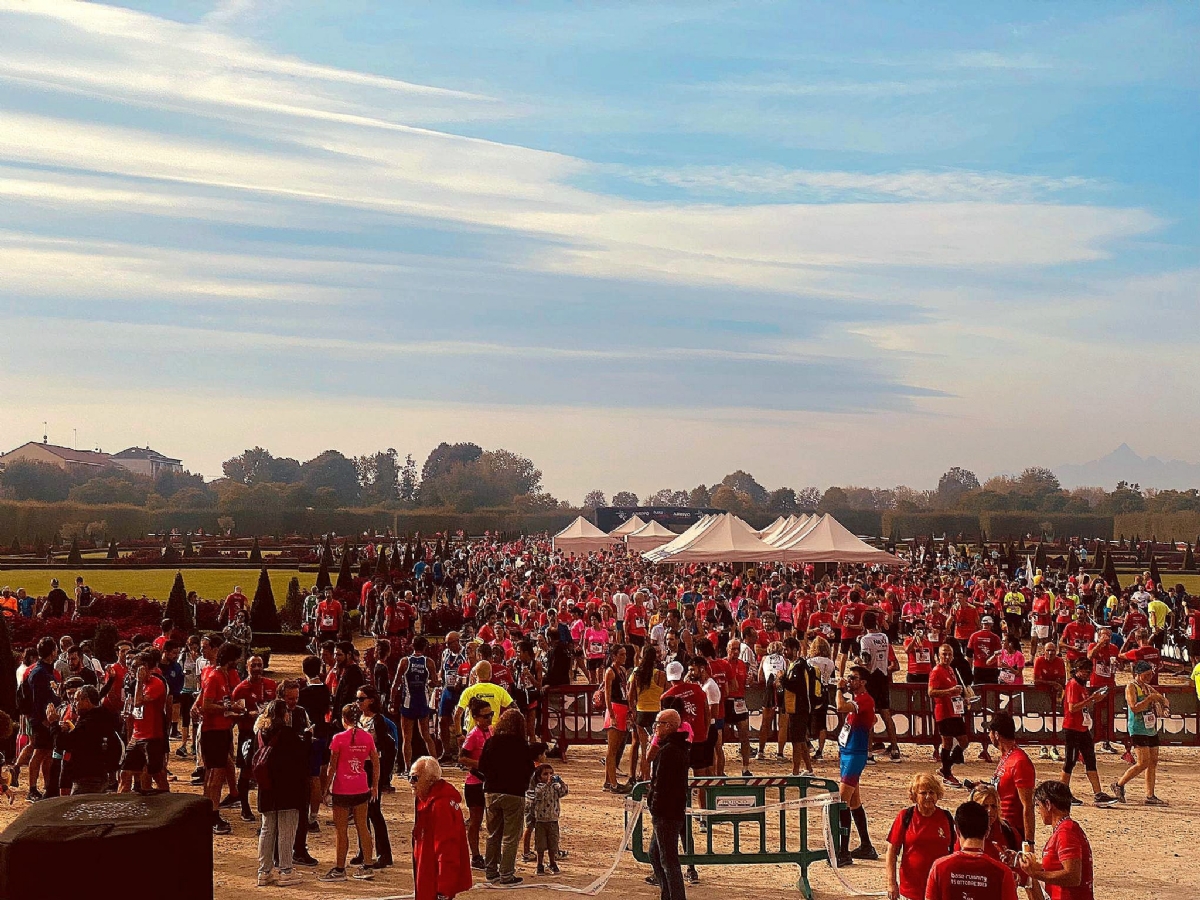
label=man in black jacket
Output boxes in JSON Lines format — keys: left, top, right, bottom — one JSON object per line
{"left": 648, "top": 709, "right": 689, "bottom": 900}
{"left": 55, "top": 686, "right": 122, "bottom": 794}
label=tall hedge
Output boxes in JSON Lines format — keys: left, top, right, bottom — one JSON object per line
{"left": 250, "top": 566, "right": 280, "bottom": 632}
{"left": 164, "top": 571, "right": 194, "bottom": 632}
{"left": 879, "top": 513, "right": 982, "bottom": 540}
{"left": 0, "top": 616, "right": 17, "bottom": 717}
{"left": 335, "top": 540, "right": 354, "bottom": 591}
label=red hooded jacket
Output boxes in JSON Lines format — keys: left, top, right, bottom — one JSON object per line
{"left": 413, "top": 778, "right": 473, "bottom": 900}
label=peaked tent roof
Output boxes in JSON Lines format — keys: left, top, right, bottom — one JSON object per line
{"left": 625, "top": 520, "right": 678, "bottom": 552}
{"left": 552, "top": 516, "right": 617, "bottom": 554}
{"left": 642, "top": 513, "right": 795, "bottom": 564}
{"left": 756, "top": 516, "right": 787, "bottom": 539}
{"left": 783, "top": 514, "right": 902, "bottom": 565}
{"left": 608, "top": 515, "right": 649, "bottom": 537}
{"left": 642, "top": 514, "right": 719, "bottom": 563}
{"left": 766, "top": 514, "right": 816, "bottom": 547}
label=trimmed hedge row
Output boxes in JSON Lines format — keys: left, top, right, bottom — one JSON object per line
{"left": 882, "top": 512, "right": 1114, "bottom": 540}
{"left": 1112, "top": 512, "right": 1200, "bottom": 542}
{"left": 0, "top": 502, "right": 581, "bottom": 543}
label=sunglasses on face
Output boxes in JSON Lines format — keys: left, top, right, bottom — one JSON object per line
{"left": 408, "top": 773, "right": 419, "bottom": 784}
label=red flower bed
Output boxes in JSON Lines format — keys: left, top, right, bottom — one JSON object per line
{"left": 6, "top": 592, "right": 221, "bottom": 650}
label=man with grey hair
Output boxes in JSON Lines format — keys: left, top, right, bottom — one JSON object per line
{"left": 410, "top": 756, "right": 473, "bottom": 900}
{"left": 648, "top": 709, "right": 689, "bottom": 900}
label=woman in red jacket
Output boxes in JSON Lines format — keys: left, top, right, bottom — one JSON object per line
{"left": 411, "top": 756, "right": 473, "bottom": 900}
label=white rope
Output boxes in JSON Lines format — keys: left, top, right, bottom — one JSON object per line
{"left": 349, "top": 792, "right": 888, "bottom": 900}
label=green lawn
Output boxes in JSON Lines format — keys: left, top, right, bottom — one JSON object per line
{"left": 0, "top": 568, "right": 308, "bottom": 606}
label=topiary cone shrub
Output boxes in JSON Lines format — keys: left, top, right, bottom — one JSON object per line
{"left": 250, "top": 566, "right": 280, "bottom": 633}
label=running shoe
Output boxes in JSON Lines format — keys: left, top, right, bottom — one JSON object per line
{"left": 352, "top": 865, "right": 374, "bottom": 880}
{"left": 1144, "top": 795, "right": 1169, "bottom": 807}
{"left": 293, "top": 852, "right": 319, "bottom": 868}
{"left": 942, "top": 775, "right": 963, "bottom": 789}
{"left": 318, "top": 868, "right": 346, "bottom": 882}
{"left": 471, "top": 855, "right": 485, "bottom": 870}
{"left": 1093, "top": 792, "right": 1118, "bottom": 808}
{"left": 684, "top": 867, "right": 700, "bottom": 884}
{"left": 1038, "top": 746, "right": 1051, "bottom": 760}
{"left": 498, "top": 875, "right": 523, "bottom": 886}
{"left": 741, "top": 769, "right": 752, "bottom": 777}
{"left": 835, "top": 852, "right": 854, "bottom": 868}
{"left": 213, "top": 817, "right": 232, "bottom": 835}
{"left": 1110, "top": 781, "right": 1126, "bottom": 803}
{"left": 256, "top": 872, "right": 274, "bottom": 886}
{"left": 275, "top": 871, "right": 301, "bottom": 886}
{"left": 850, "top": 845, "right": 879, "bottom": 861}
{"left": 889, "top": 748, "right": 902, "bottom": 763}
{"left": 1069, "top": 794, "right": 1083, "bottom": 806}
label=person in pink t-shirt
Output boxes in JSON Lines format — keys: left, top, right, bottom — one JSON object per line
{"left": 582, "top": 613, "right": 610, "bottom": 679}
{"left": 457, "top": 696, "right": 494, "bottom": 868}
{"left": 322, "top": 706, "right": 379, "bottom": 882}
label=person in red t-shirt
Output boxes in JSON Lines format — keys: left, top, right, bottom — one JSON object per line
{"left": 1185, "top": 600, "right": 1200, "bottom": 664}
{"left": 1118, "top": 629, "right": 1161, "bottom": 684}
{"left": 624, "top": 594, "right": 649, "bottom": 647}
{"left": 1019, "top": 782, "right": 1095, "bottom": 900}
{"left": 119, "top": 649, "right": 171, "bottom": 794}
{"left": 231, "top": 655, "right": 278, "bottom": 821}
{"left": 200, "top": 643, "right": 245, "bottom": 834}
{"left": 903, "top": 628, "right": 934, "bottom": 683}
{"left": 835, "top": 592, "right": 868, "bottom": 677}
{"left": 924, "top": 800, "right": 1018, "bottom": 900}
{"left": 984, "top": 712, "right": 1035, "bottom": 847}
{"left": 1058, "top": 659, "right": 1118, "bottom": 808}
{"left": 1060, "top": 609, "right": 1095, "bottom": 666}
{"left": 1084, "top": 628, "right": 1119, "bottom": 750}
{"left": 1030, "top": 589, "right": 1054, "bottom": 657}
{"left": 219, "top": 587, "right": 248, "bottom": 627}
{"left": 928, "top": 644, "right": 970, "bottom": 788}
{"left": 967, "top": 618, "right": 1003, "bottom": 684}
{"left": 886, "top": 773, "right": 955, "bottom": 900}
{"left": 723, "top": 639, "right": 751, "bottom": 776}
{"left": 316, "top": 590, "right": 343, "bottom": 642}
{"left": 1032, "top": 642, "right": 1066, "bottom": 761}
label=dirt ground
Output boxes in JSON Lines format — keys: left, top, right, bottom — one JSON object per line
{"left": 2, "top": 653, "right": 1198, "bottom": 900}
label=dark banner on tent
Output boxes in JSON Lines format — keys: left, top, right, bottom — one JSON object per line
{"left": 596, "top": 507, "right": 722, "bottom": 533}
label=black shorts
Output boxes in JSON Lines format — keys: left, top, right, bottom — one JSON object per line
{"left": 1130, "top": 734, "right": 1160, "bottom": 748}
{"left": 627, "top": 634, "right": 645, "bottom": 648}
{"left": 122, "top": 738, "right": 167, "bottom": 775}
{"left": 1062, "top": 729, "right": 1096, "bottom": 774}
{"left": 332, "top": 791, "right": 370, "bottom": 808}
{"left": 32, "top": 722, "right": 54, "bottom": 751}
{"left": 838, "top": 637, "right": 858, "bottom": 656}
{"left": 689, "top": 726, "right": 717, "bottom": 770}
{"left": 635, "top": 710, "right": 658, "bottom": 731}
{"left": 724, "top": 698, "right": 749, "bottom": 725}
{"left": 201, "top": 728, "right": 234, "bottom": 770}
{"left": 786, "top": 712, "right": 810, "bottom": 744}
{"left": 464, "top": 781, "right": 485, "bottom": 809}
{"left": 866, "top": 671, "right": 891, "bottom": 712}
{"left": 906, "top": 673, "right": 929, "bottom": 684}
{"left": 936, "top": 716, "right": 966, "bottom": 738}
{"left": 1188, "top": 639, "right": 1200, "bottom": 664}
{"left": 973, "top": 668, "right": 999, "bottom": 685}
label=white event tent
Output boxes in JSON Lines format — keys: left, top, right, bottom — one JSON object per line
{"left": 778, "top": 513, "right": 902, "bottom": 565}
{"left": 624, "top": 520, "right": 678, "bottom": 552}
{"left": 552, "top": 516, "right": 617, "bottom": 555}
{"left": 642, "top": 513, "right": 793, "bottom": 564}
{"left": 608, "top": 515, "right": 648, "bottom": 537}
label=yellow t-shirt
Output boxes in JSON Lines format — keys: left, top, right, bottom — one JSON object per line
{"left": 456, "top": 682, "right": 513, "bottom": 719}
{"left": 1192, "top": 663, "right": 1200, "bottom": 700}
{"left": 1147, "top": 599, "right": 1170, "bottom": 630}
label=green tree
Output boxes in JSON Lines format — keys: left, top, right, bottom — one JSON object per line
{"left": 356, "top": 449, "right": 400, "bottom": 505}
{"left": 421, "top": 442, "right": 483, "bottom": 483}
{"left": 720, "top": 470, "right": 769, "bottom": 506}
{"left": 818, "top": 486, "right": 849, "bottom": 512}
{"left": 398, "top": 454, "right": 419, "bottom": 504}
{"left": 250, "top": 567, "right": 280, "bottom": 632}
{"left": 0, "top": 459, "right": 74, "bottom": 501}
{"left": 688, "top": 485, "right": 712, "bottom": 507}
{"left": 768, "top": 487, "right": 798, "bottom": 514}
{"left": 301, "top": 451, "right": 361, "bottom": 505}
{"left": 248, "top": 536, "right": 263, "bottom": 563}
{"left": 221, "top": 447, "right": 275, "bottom": 484}
{"left": 583, "top": 490, "right": 607, "bottom": 509}
{"left": 937, "top": 466, "right": 980, "bottom": 506}
{"left": 67, "top": 536, "right": 82, "bottom": 564}
{"left": 612, "top": 491, "right": 639, "bottom": 507}
{"left": 335, "top": 540, "right": 354, "bottom": 591}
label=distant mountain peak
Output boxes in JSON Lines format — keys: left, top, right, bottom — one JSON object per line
{"left": 1055, "top": 445, "right": 1200, "bottom": 491}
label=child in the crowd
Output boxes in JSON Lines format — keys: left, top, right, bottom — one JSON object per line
{"left": 521, "top": 742, "right": 550, "bottom": 863}
{"left": 528, "top": 763, "right": 569, "bottom": 875}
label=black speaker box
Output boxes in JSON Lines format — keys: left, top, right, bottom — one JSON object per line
{"left": 0, "top": 793, "right": 213, "bottom": 900}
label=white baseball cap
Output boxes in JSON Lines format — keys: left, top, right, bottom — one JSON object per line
{"left": 665, "top": 661, "right": 685, "bottom": 681}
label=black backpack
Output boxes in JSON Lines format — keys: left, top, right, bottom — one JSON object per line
{"left": 16, "top": 676, "right": 34, "bottom": 717}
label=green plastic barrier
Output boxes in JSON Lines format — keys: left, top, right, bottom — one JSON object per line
{"left": 626, "top": 774, "right": 847, "bottom": 899}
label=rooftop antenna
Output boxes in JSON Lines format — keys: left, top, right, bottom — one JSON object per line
{"left": 43, "top": 422, "right": 47, "bottom": 444}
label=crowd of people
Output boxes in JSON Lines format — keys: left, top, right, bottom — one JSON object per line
{"left": 5, "top": 532, "right": 1200, "bottom": 899}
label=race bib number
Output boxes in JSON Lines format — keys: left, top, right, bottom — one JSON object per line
{"left": 1082, "top": 710, "right": 1093, "bottom": 729}
{"left": 321, "top": 614, "right": 335, "bottom": 628}
{"left": 589, "top": 641, "right": 605, "bottom": 656}
{"left": 734, "top": 699, "right": 748, "bottom": 715}
{"left": 837, "top": 721, "right": 851, "bottom": 748}
{"left": 951, "top": 696, "right": 966, "bottom": 717}
{"left": 445, "top": 673, "right": 459, "bottom": 689}
{"left": 821, "top": 624, "right": 834, "bottom": 637}
{"left": 132, "top": 705, "right": 144, "bottom": 720}
{"left": 635, "top": 619, "right": 646, "bottom": 630}
{"left": 1095, "top": 661, "right": 1113, "bottom": 679}
{"left": 1143, "top": 711, "right": 1157, "bottom": 730}
{"left": 914, "top": 649, "right": 930, "bottom": 665}
{"left": 998, "top": 670, "right": 1016, "bottom": 685}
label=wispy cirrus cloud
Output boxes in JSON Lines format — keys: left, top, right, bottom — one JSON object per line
{"left": 602, "top": 164, "right": 1099, "bottom": 203}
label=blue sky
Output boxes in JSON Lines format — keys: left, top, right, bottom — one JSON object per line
{"left": 1, "top": 1, "right": 1197, "bottom": 498}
